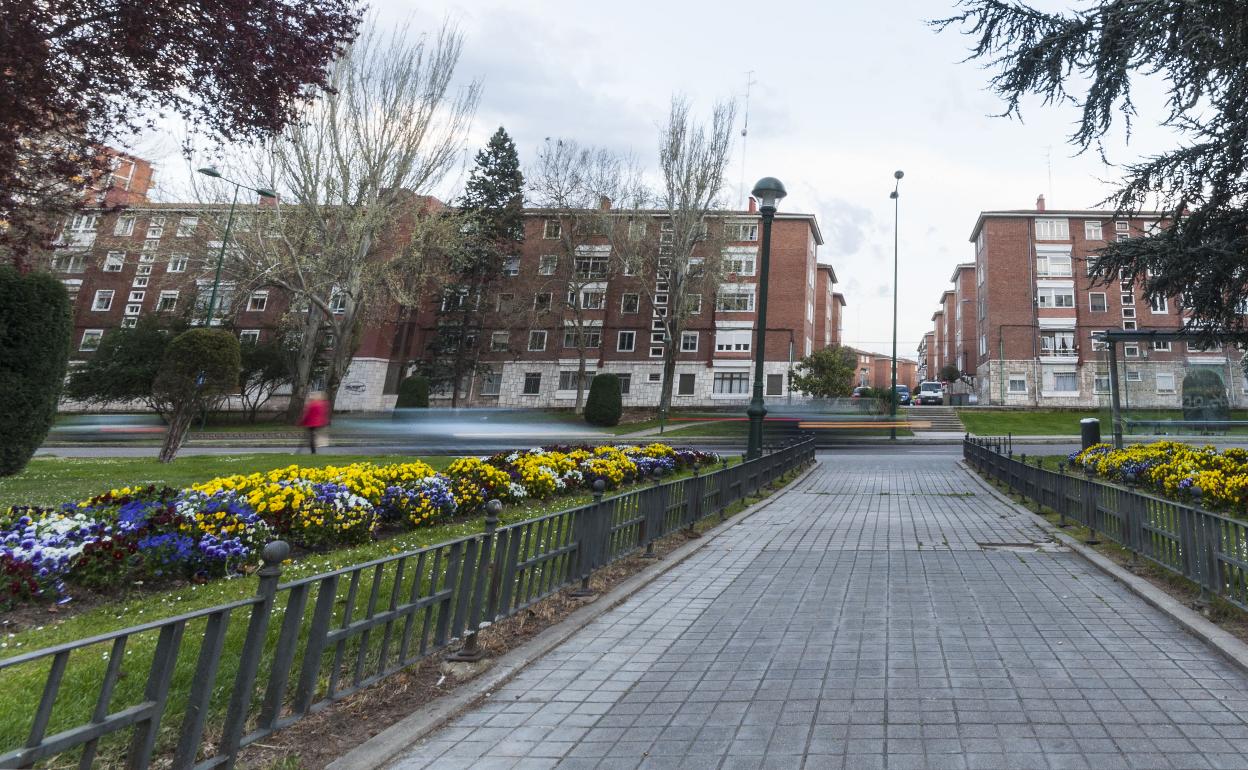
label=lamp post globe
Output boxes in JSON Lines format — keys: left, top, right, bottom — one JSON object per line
{"left": 746, "top": 177, "right": 785, "bottom": 460}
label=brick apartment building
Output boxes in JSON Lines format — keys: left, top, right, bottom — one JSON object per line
{"left": 849, "top": 349, "right": 918, "bottom": 390}
{"left": 49, "top": 161, "right": 844, "bottom": 411}
{"left": 921, "top": 195, "right": 1248, "bottom": 407}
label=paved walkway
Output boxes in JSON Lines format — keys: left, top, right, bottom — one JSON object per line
{"left": 389, "top": 454, "right": 1248, "bottom": 770}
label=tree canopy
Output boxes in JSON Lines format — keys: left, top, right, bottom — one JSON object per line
{"left": 935, "top": 1, "right": 1248, "bottom": 339}
{"left": 1, "top": 0, "right": 362, "bottom": 266}
{"left": 790, "top": 346, "right": 857, "bottom": 399}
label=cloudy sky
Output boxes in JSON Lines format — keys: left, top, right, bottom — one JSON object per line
{"left": 136, "top": 0, "right": 1177, "bottom": 359}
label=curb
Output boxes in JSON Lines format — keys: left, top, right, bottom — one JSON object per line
{"left": 956, "top": 459, "right": 1248, "bottom": 677}
{"left": 326, "top": 460, "right": 819, "bottom": 770}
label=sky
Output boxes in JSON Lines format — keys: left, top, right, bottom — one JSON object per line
{"left": 132, "top": 0, "right": 1179, "bottom": 360}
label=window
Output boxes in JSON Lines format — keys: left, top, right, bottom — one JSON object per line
{"left": 146, "top": 216, "right": 166, "bottom": 239}
{"left": 1125, "top": 343, "right": 1140, "bottom": 357}
{"left": 1090, "top": 333, "right": 1107, "bottom": 351}
{"left": 132, "top": 276, "right": 148, "bottom": 288}
{"left": 534, "top": 292, "right": 552, "bottom": 312}
{"left": 1120, "top": 292, "right": 1134, "bottom": 306}
{"left": 724, "top": 220, "right": 759, "bottom": 241}
{"left": 647, "top": 372, "right": 662, "bottom": 383}
{"left": 715, "top": 329, "right": 752, "bottom": 352}
{"left": 627, "top": 219, "right": 647, "bottom": 240}
{"left": 247, "top": 290, "right": 268, "bottom": 311}
{"left": 680, "top": 332, "right": 698, "bottom": 352}
{"left": 716, "top": 285, "right": 756, "bottom": 312}
{"left": 136, "top": 265, "right": 152, "bottom": 278}
{"left": 615, "top": 373, "right": 631, "bottom": 395}
{"left": 621, "top": 293, "right": 640, "bottom": 314}
{"left": 1039, "top": 330, "right": 1075, "bottom": 357}
{"left": 1084, "top": 221, "right": 1103, "bottom": 241}
{"left": 103, "top": 251, "right": 125, "bottom": 272}
{"left": 685, "top": 294, "right": 702, "bottom": 314}
{"left": 79, "top": 329, "right": 104, "bottom": 351}
{"left": 176, "top": 216, "right": 198, "bottom": 237}
{"left": 329, "top": 290, "right": 347, "bottom": 314}
{"left": 470, "top": 369, "right": 499, "bottom": 397}
{"left": 766, "top": 373, "right": 783, "bottom": 396}
{"left": 1156, "top": 372, "right": 1176, "bottom": 393}
{"left": 1126, "top": 370, "right": 1142, "bottom": 382}
{"left": 677, "top": 373, "right": 696, "bottom": 396}
{"left": 496, "top": 293, "right": 514, "bottom": 313}
{"left": 119, "top": 317, "right": 137, "bottom": 329}
{"left": 538, "top": 255, "right": 558, "bottom": 275}
{"left": 687, "top": 256, "right": 705, "bottom": 277}
{"left": 543, "top": 219, "right": 561, "bottom": 239}
{"left": 617, "top": 331, "right": 636, "bottom": 352}
{"left": 562, "top": 330, "right": 601, "bottom": 349}
{"left": 502, "top": 256, "right": 520, "bottom": 276}
{"left": 979, "top": 335, "right": 987, "bottom": 356}
{"left": 53, "top": 253, "right": 87, "bottom": 273}
{"left": 722, "top": 247, "right": 757, "bottom": 276}
{"left": 1121, "top": 307, "right": 1136, "bottom": 319}
{"left": 522, "top": 373, "right": 542, "bottom": 395}
{"left": 1094, "top": 373, "right": 1110, "bottom": 393}
{"left": 490, "top": 331, "right": 509, "bottom": 352}
{"left": 1115, "top": 221, "right": 1130, "bottom": 238}
{"left": 1149, "top": 295, "right": 1168, "bottom": 313}
{"left": 1036, "top": 287, "right": 1074, "bottom": 308}
{"left": 1152, "top": 340, "right": 1171, "bottom": 351}
{"left": 712, "top": 372, "right": 749, "bottom": 394}
{"left": 1035, "top": 218, "right": 1070, "bottom": 240}
{"left": 660, "top": 220, "right": 675, "bottom": 244}
{"left": 573, "top": 253, "right": 609, "bottom": 280}
{"left": 527, "top": 330, "right": 547, "bottom": 351}
{"left": 157, "top": 291, "right": 179, "bottom": 311}
{"left": 168, "top": 254, "right": 188, "bottom": 273}
{"left": 558, "top": 371, "right": 592, "bottom": 391}
{"left": 114, "top": 215, "right": 136, "bottom": 236}
{"left": 62, "top": 279, "right": 82, "bottom": 303}
{"left": 580, "top": 290, "right": 605, "bottom": 310}
{"left": 91, "top": 290, "right": 114, "bottom": 311}
{"left": 649, "top": 346, "right": 664, "bottom": 358}
{"left": 1035, "top": 252, "right": 1072, "bottom": 276}
{"left": 67, "top": 214, "right": 97, "bottom": 233}
{"left": 1189, "top": 340, "right": 1223, "bottom": 354}
{"left": 1008, "top": 376, "right": 1027, "bottom": 394}
{"left": 1053, "top": 372, "right": 1078, "bottom": 392}
{"left": 239, "top": 329, "right": 261, "bottom": 344}
{"left": 1122, "top": 320, "right": 1137, "bottom": 331}
{"left": 1089, "top": 293, "right": 1107, "bottom": 312}
{"left": 440, "top": 289, "right": 468, "bottom": 312}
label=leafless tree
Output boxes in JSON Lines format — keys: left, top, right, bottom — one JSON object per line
{"left": 200, "top": 19, "right": 478, "bottom": 416}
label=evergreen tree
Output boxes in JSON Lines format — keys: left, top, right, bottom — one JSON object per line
{"left": 935, "top": 2, "right": 1248, "bottom": 341}
{"left": 427, "top": 127, "right": 525, "bottom": 405}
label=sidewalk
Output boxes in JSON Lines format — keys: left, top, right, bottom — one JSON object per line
{"left": 383, "top": 451, "right": 1248, "bottom": 769}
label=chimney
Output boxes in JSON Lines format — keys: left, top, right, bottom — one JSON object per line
{"left": 748, "top": 196, "right": 757, "bottom": 213}
{"left": 259, "top": 192, "right": 279, "bottom": 207}
{"left": 598, "top": 195, "right": 611, "bottom": 210}
{"left": 1036, "top": 194, "right": 1046, "bottom": 212}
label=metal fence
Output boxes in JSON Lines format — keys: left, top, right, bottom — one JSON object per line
{"left": 0, "top": 439, "right": 815, "bottom": 769}
{"left": 964, "top": 436, "right": 1248, "bottom": 612}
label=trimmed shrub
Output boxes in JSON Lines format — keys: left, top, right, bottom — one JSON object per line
{"left": 0, "top": 267, "right": 72, "bottom": 475}
{"left": 155, "top": 329, "right": 241, "bottom": 462}
{"left": 396, "top": 375, "right": 430, "bottom": 408}
{"left": 584, "top": 374, "right": 623, "bottom": 427}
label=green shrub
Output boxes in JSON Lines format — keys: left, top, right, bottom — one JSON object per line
{"left": 0, "top": 267, "right": 72, "bottom": 475}
{"left": 1182, "top": 368, "right": 1229, "bottom": 425}
{"left": 155, "top": 329, "right": 240, "bottom": 462}
{"left": 396, "top": 375, "right": 430, "bottom": 408}
{"left": 584, "top": 374, "right": 623, "bottom": 427}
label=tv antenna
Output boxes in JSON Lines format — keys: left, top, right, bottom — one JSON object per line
{"left": 739, "top": 70, "right": 756, "bottom": 207}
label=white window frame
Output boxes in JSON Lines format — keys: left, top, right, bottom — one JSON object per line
{"left": 715, "top": 284, "right": 756, "bottom": 312}
{"left": 527, "top": 330, "right": 547, "bottom": 352}
{"left": 1089, "top": 292, "right": 1107, "bottom": 312}
{"left": 168, "top": 254, "right": 188, "bottom": 273}
{"left": 247, "top": 290, "right": 269, "bottom": 312}
{"left": 1007, "top": 376, "right": 1027, "bottom": 394}
{"left": 1152, "top": 340, "right": 1171, "bottom": 351}
{"left": 1035, "top": 218, "right": 1070, "bottom": 240}
{"left": 680, "top": 331, "right": 699, "bottom": 352}
{"left": 1036, "top": 287, "right": 1075, "bottom": 308}
{"left": 91, "top": 289, "right": 114, "bottom": 311}
{"left": 722, "top": 246, "right": 757, "bottom": 276}
{"left": 157, "top": 290, "right": 179, "bottom": 312}
{"left": 502, "top": 256, "right": 520, "bottom": 277}
{"left": 617, "top": 330, "right": 636, "bottom": 352}
{"left": 543, "top": 219, "right": 561, "bottom": 239}
{"left": 146, "top": 215, "right": 166, "bottom": 239}
{"left": 1149, "top": 295, "right": 1168, "bottom": 313}
{"left": 723, "top": 220, "right": 759, "bottom": 242}
{"left": 113, "top": 215, "right": 136, "bottom": 237}
{"left": 103, "top": 251, "right": 125, "bottom": 272}
{"left": 1084, "top": 221, "right": 1103, "bottom": 241}
{"left": 79, "top": 329, "right": 104, "bottom": 351}
{"left": 522, "top": 372, "right": 542, "bottom": 395}
{"left": 1126, "top": 370, "right": 1142, "bottom": 382}
{"left": 1035, "top": 252, "right": 1073, "bottom": 277}
{"left": 1156, "top": 372, "right": 1176, "bottom": 393}
{"left": 479, "top": 369, "right": 502, "bottom": 396}
{"left": 238, "top": 329, "right": 261, "bottom": 344}
{"left": 490, "top": 331, "right": 509, "bottom": 352}
{"left": 621, "top": 293, "right": 640, "bottom": 314}
{"left": 176, "top": 216, "right": 199, "bottom": 238}
{"left": 712, "top": 372, "right": 750, "bottom": 395}
{"left": 538, "top": 255, "right": 558, "bottom": 275}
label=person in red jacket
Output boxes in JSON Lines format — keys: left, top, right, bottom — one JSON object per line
{"left": 299, "top": 391, "right": 331, "bottom": 454}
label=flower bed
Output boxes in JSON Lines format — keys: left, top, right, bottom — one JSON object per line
{"left": 0, "top": 444, "right": 718, "bottom": 609}
{"left": 1070, "top": 441, "right": 1248, "bottom": 513}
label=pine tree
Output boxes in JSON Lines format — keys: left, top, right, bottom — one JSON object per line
{"left": 426, "top": 128, "right": 525, "bottom": 405}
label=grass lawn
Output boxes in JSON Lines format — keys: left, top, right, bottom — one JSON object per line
{"left": 959, "top": 408, "right": 1248, "bottom": 437}
{"left": 0, "top": 453, "right": 458, "bottom": 509}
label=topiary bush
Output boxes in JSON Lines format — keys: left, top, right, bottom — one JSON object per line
{"left": 155, "top": 329, "right": 240, "bottom": 462}
{"left": 396, "top": 375, "right": 430, "bottom": 408}
{"left": 584, "top": 374, "right": 623, "bottom": 427}
{"left": 0, "top": 267, "right": 72, "bottom": 475}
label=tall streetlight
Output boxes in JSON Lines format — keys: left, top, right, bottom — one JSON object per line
{"left": 889, "top": 170, "right": 904, "bottom": 440}
{"left": 746, "top": 176, "right": 787, "bottom": 460}
{"left": 196, "top": 167, "right": 277, "bottom": 325}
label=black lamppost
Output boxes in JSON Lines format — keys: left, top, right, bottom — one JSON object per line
{"left": 747, "top": 177, "right": 787, "bottom": 460}
{"left": 196, "top": 167, "right": 277, "bottom": 325}
{"left": 889, "top": 170, "right": 904, "bottom": 440}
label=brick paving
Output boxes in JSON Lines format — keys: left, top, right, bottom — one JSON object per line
{"left": 388, "top": 453, "right": 1248, "bottom": 770}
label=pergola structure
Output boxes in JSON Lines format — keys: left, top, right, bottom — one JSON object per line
{"left": 1095, "top": 328, "right": 1243, "bottom": 449}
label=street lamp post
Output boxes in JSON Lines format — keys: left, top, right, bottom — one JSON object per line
{"left": 747, "top": 177, "right": 787, "bottom": 460}
{"left": 196, "top": 167, "right": 277, "bottom": 326}
{"left": 889, "top": 170, "right": 904, "bottom": 440}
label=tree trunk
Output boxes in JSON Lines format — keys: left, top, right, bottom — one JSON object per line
{"left": 575, "top": 346, "right": 587, "bottom": 414}
{"left": 657, "top": 317, "right": 680, "bottom": 421}
{"left": 158, "top": 406, "right": 196, "bottom": 463}
{"left": 285, "top": 306, "right": 323, "bottom": 423}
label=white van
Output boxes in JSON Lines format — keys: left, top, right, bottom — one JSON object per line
{"left": 917, "top": 381, "right": 944, "bottom": 405}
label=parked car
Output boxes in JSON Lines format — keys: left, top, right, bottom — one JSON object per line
{"left": 916, "top": 381, "right": 944, "bottom": 405}
{"left": 894, "top": 384, "right": 911, "bottom": 406}
{"left": 850, "top": 386, "right": 869, "bottom": 399}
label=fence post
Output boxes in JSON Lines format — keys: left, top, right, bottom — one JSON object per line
{"left": 684, "top": 466, "right": 704, "bottom": 537}
{"left": 570, "top": 480, "right": 607, "bottom": 597}
{"left": 447, "top": 499, "right": 502, "bottom": 663}
{"left": 718, "top": 457, "right": 730, "bottom": 520}
{"left": 215, "top": 540, "right": 289, "bottom": 770}
{"left": 641, "top": 468, "right": 666, "bottom": 559}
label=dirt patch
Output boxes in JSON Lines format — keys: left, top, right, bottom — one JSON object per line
{"left": 235, "top": 474, "right": 799, "bottom": 770}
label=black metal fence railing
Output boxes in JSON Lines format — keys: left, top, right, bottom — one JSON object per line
{"left": 964, "top": 436, "right": 1248, "bottom": 612}
{"left": 0, "top": 439, "right": 816, "bottom": 769}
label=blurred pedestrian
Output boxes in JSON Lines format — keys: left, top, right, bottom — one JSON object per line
{"left": 299, "top": 391, "right": 331, "bottom": 453}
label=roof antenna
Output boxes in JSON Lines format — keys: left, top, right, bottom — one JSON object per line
{"left": 739, "top": 70, "right": 756, "bottom": 208}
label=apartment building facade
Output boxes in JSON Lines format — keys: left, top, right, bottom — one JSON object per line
{"left": 961, "top": 196, "right": 1247, "bottom": 407}
{"left": 49, "top": 178, "right": 838, "bottom": 411}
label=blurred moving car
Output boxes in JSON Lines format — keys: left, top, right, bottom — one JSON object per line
{"left": 48, "top": 414, "right": 166, "bottom": 441}
{"left": 850, "top": 386, "right": 869, "bottom": 399}
{"left": 894, "top": 385, "right": 911, "bottom": 406}
{"left": 916, "top": 381, "right": 945, "bottom": 405}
